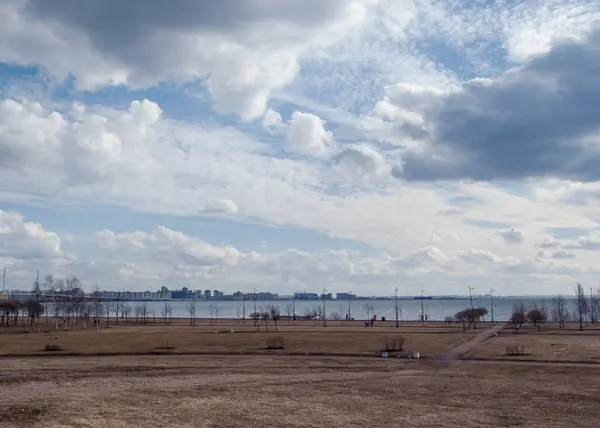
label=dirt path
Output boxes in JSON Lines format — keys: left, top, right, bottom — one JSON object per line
{"left": 434, "top": 322, "right": 506, "bottom": 362}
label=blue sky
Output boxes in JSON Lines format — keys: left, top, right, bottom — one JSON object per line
{"left": 2, "top": 0, "right": 600, "bottom": 295}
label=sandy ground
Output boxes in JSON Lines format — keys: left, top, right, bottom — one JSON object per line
{"left": 1, "top": 354, "right": 600, "bottom": 428}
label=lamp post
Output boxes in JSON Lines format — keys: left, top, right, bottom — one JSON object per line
{"left": 469, "top": 286, "right": 476, "bottom": 329}
{"left": 323, "top": 288, "right": 327, "bottom": 327}
{"left": 253, "top": 288, "right": 257, "bottom": 327}
{"left": 420, "top": 289, "right": 424, "bottom": 323}
{"left": 395, "top": 287, "right": 399, "bottom": 328}
{"left": 348, "top": 290, "right": 352, "bottom": 321}
{"left": 591, "top": 287, "right": 594, "bottom": 325}
{"left": 490, "top": 288, "right": 494, "bottom": 324}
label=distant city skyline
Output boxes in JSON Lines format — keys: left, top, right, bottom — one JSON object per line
{"left": 2, "top": 1, "right": 600, "bottom": 296}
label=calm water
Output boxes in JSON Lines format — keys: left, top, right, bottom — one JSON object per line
{"left": 75, "top": 297, "right": 577, "bottom": 321}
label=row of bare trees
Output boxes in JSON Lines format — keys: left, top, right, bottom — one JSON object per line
{"left": 508, "top": 284, "right": 600, "bottom": 333}
{"left": 0, "top": 299, "right": 44, "bottom": 326}
{"left": 249, "top": 305, "right": 281, "bottom": 331}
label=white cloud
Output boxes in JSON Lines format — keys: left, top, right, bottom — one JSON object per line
{"left": 277, "top": 111, "right": 334, "bottom": 157}
{"left": 551, "top": 250, "right": 575, "bottom": 260}
{"left": 0, "top": 210, "right": 64, "bottom": 260}
{"left": 0, "top": 0, "right": 376, "bottom": 120}
{"left": 459, "top": 248, "right": 501, "bottom": 265}
{"left": 332, "top": 145, "right": 394, "bottom": 183}
{"left": 498, "top": 227, "right": 526, "bottom": 245}
{"left": 2, "top": 1, "right": 600, "bottom": 296}
{"left": 565, "top": 235, "right": 600, "bottom": 250}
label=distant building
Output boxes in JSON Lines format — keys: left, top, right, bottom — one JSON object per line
{"left": 336, "top": 293, "right": 357, "bottom": 301}
{"left": 213, "top": 290, "right": 224, "bottom": 300}
{"left": 204, "top": 290, "right": 211, "bottom": 300}
{"left": 320, "top": 293, "right": 333, "bottom": 300}
{"left": 294, "top": 292, "right": 320, "bottom": 300}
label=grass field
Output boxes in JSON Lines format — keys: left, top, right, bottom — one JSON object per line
{"left": 465, "top": 323, "right": 600, "bottom": 362}
{"left": 3, "top": 320, "right": 600, "bottom": 426}
{"left": 1, "top": 355, "right": 598, "bottom": 428}
{"left": 0, "top": 319, "right": 480, "bottom": 358}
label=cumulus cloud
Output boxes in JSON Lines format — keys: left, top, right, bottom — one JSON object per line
{"left": 458, "top": 248, "right": 501, "bottom": 264}
{"left": 0, "top": 0, "right": 374, "bottom": 120}
{"left": 498, "top": 227, "right": 525, "bottom": 244}
{"left": 540, "top": 238, "right": 561, "bottom": 249}
{"left": 0, "top": 210, "right": 64, "bottom": 260}
{"left": 551, "top": 250, "right": 575, "bottom": 259}
{"left": 395, "top": 30, "right": 600, "bottom": 182}
{"left": 2, "top": 0, "right": 600, "bottom": 295}
{"left": 332, "top": 145, "right": 395, "bottom": 183}
{"left": 565, "top": 235, "right": 600, "bottom": 250}
{"left": 280, "top": 111, "right": 333, "bottom": 157}
{"left": 199, "top": 199, "right": 239, "bottom": 215}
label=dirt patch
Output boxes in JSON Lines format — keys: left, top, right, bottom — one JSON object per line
{"left": 0, "top": 404, "right": 50, "bottom": 426}
{"left": 0, "top": 355, "right": 598, "bottom": 427}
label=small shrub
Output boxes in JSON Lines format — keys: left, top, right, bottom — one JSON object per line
{"left": 44, "top": 344, "right": 63, "bottom": 352}
{"left": 505, "top": 344, "right": 526, "bottom": 356}
{"left": 383, "top": 336, "right": 405, "bottom": 352}
{"left": 265, "top": 336, "right": 285, "bottom": 349}
{"left": 155, "top": 339, "right": 176, "bottom": 350}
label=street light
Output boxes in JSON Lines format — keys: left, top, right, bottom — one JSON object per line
{"left": 469, "top": 286, "right": 476, "bottom": 329}
{"left": 348, "top": 290, "right": 352, "bottom": 321}
{"left": 420, "top": 289, "right": 425, "bottom": 323}
{"left": 490, "top": 288, "right": 494, "bottom": 324}
{"left": 591, "top": 287, "right": 594, "bottom": 325}
{"left": 253, "top": 288, "right": 257, "bottom": 328}
{"left": 323, "top": 288, "right": 327, "bottom": 327}
{"left": 395, "top": 287, "right": 399, "bottom": 328}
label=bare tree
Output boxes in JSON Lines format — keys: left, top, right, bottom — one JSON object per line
{"left": 269, "top": 305, "right": 280, "bottom": 331}
{"left": 140, "top": 302, "right": 149, "bottom": 324}
{"left": 592, "top": 293, "right": 600, "bottom": 325}
{"left": 113, "top": 299, "right": 121, "bottom": 325}
{"left": 284, "top": 304, "right": 294, "bottom": 324}
{"left": 24, "top": 300, "right": 44, "bottom": 326}
{"left": 64, "top": 276, "right": 85, "bottom": 322}
{"left": 123, "top": 304, "right": 132, "bottom": 323}
{"left": 104, "top": 301, "right": 114, "bottom": 326}
{"left": 576, "top": 283, "right": 588, "bottom": 331}
{"left": 552, "top": 295, "right": 567, "bottom": 328}
{"left": 261, "top": 310, "right": 269, "bottom": 331}
{"left": 160, "top": 302, "right": 168, "bottom": 324}
{"left": 135, "top": 303, "right": 142, "bottom": 324}
{"left": 510, "top": 304, "right": 526, "bottom": 333}
{"left": 209, "top": 304, "right": 216, "bottom": 325}
{"left": 527, "top": 308, "right": 545, "bottom": 331}
{"left": 444, "top": 316, "right": 453, "bottom": 327}
{"left": 186, "top": 301, "right": 195, "bottom": 326}
{"left": 251, "top": 311, "right": 260, "bottom": 330}
{"left": 93, "top": 299, "right": 104, "bottom": 328}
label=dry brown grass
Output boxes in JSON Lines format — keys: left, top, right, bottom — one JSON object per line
{"left": 0, "top": 321, "right": 475, "bottom": 358}
{"left": 465, "top": 323, "right": 600, "bottom": 362}
{"left": 0, "top": 355, "right": 598, "bottom": 427}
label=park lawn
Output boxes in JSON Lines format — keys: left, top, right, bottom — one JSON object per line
{"left": 1, "top": 354, "right": 599, "bottom": 428}
{"left": 0, "top": 322, "right": 475, "bottom": 358}
{"left": 464, "top": 326, "right": 600, "bottom": 362}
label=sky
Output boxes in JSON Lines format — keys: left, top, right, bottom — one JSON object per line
{"left": 2, "top": 0, "right": 600, "bottom": 296}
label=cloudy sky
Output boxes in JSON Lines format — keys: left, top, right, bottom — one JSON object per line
{"left": 2, "top": 0, "right": 600, "bottom": 296}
